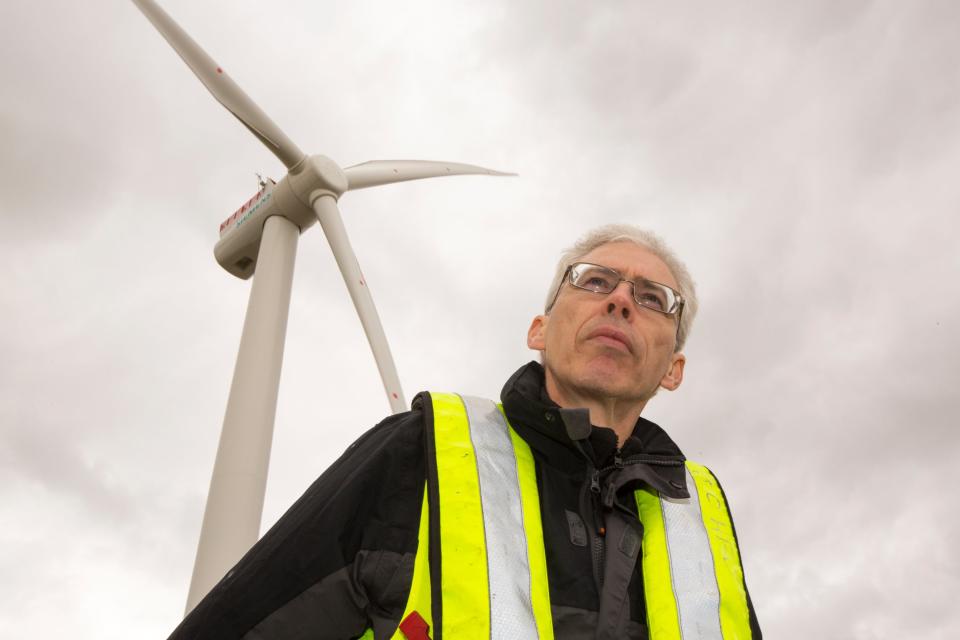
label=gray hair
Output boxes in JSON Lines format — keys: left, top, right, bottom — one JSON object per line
{"left": 544, "top": 224, "right": 698, "bottom": 351}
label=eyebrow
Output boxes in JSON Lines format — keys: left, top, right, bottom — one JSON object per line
{"left": 591, "top": 263, "right": 670, "bottom": 287}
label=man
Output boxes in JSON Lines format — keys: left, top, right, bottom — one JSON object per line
{"left": 169, "top": 224, "right": 761, "bottom": 639}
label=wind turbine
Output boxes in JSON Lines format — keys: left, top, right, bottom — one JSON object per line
{"left": 130, "top": 0, "right": 512, "bottom": 612}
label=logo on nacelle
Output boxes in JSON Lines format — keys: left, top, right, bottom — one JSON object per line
{"left": 219, "top": 180, "right": 276, "bottom": 237}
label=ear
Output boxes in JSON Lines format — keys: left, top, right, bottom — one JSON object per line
{"left": 527, "top": 315, "right": 548, "bottom": 351}
{"left": 659, "top": 352, "right": 685, "bottom": 391}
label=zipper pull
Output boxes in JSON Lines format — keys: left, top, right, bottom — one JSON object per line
{"left": 590, "top": 469, "right": 601, "bottom": 495}
{"left": 614, "top": 448, "right": 624, "bottom": 469}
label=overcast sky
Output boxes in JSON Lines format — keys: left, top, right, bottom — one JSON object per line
{"left": 2, "top": 0, "right": 959, "bottom": 638}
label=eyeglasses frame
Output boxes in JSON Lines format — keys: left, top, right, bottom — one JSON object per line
{"left": 546, "top": 261, "right": 685, "bottom": 333}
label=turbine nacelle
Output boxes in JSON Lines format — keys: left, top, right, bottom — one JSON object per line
{"left": 216, "top": 155, "right": 511, "bottom": 279}
{"left": 215, "top": 154, "right": 345, "bottom": 279}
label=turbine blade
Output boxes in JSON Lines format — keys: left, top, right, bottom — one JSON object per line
{"left": 343, "top": 160, "right": 516, "bottom": 191}
{"left": 131, "top": 0, "right": 305, "bottom": 169}
{"left": 311, "top": 195, "right": 407, "bottom": 414}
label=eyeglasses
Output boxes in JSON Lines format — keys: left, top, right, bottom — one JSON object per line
{"left": 548, "top": 262, "right": 685, "bottom": 318}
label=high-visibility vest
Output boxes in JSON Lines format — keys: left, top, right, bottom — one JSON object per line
{"left": 366, "top": 393, "right": 754, "bottom": 640}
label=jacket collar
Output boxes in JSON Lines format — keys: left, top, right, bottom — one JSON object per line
{"left": 500, "top": 361, "right": 687, "bottom": 475}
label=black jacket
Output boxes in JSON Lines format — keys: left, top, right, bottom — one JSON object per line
{"left": 169, "top": 362, "right": 761, "bottom": 639}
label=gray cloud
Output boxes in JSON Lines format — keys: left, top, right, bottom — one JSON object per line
{"left": 2, "top": 0, "right": 958, "bottom": 637}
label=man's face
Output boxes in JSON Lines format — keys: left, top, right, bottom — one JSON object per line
{"left": 527, "top": 241, "right": 686, "bottom": 406}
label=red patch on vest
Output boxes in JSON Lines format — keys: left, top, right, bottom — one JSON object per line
{"left": 398, "top": 610, "right": 431, "bottom": 640}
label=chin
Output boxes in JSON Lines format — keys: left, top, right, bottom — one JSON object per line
{"left": 546, "top": 356, "right": 650, "bottom": 401}
{"left": 571, "top": 363, "right": 645, "bottom": 399}
{"left": 579, "top": 376, "right": 640, "bottom": 400}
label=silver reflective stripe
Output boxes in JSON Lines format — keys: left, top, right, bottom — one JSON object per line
{"left": 660, "top": 469, "right": 723, "bottom": 639}
{"left": 460, "top": 395, "right": 539, "bottom": 639}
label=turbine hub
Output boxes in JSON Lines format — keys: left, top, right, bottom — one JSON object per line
{"left": 291, "top": 154, "right": 349, "bottom": 201}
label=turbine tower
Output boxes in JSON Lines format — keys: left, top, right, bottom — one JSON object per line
{"left": 130, "top": 0, "right": 512, "bottom": 612}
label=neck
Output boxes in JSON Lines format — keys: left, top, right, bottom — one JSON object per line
{"left": 544, "top": 373, "right": 647, "bottom": 447}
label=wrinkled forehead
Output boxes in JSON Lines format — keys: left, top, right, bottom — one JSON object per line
{"left": 575, "top": 241, "right": 679, "bottom": 290}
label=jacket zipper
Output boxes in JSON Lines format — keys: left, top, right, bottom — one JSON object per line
{"left": 589, "top": 467, "right": 605, "bottom": 588}
{"left": 588, "top": 448, "right": 628, "bottom": 590}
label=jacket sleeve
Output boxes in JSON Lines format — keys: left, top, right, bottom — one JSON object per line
{"left": 167, "top": 409, "right": 427, "bottom": 640}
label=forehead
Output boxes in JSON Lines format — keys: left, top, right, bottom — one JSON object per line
{"left": 577, "top": 241, "right": 679, "bottom": 289}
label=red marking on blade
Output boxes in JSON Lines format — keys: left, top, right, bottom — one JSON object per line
{"left": 216, "top": 67, "right": 223, "bottom": 74}
{"left": 392, "top": 392, "right": 399, "bottom": 399}
{"left": 360, "top": 278, "right": 366, "bottom": 286}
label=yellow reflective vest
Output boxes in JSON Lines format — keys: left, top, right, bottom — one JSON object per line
{"left": 365, "top": 392, "right": 754, "bottom": 640}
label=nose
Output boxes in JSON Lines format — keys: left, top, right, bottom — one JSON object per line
{"left": 605, "top": 281, "right": 634, "bottom": 320}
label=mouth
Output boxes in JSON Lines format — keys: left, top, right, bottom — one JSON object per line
{"left": 585, "top": 326, "right": 633, "bottom": 354}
